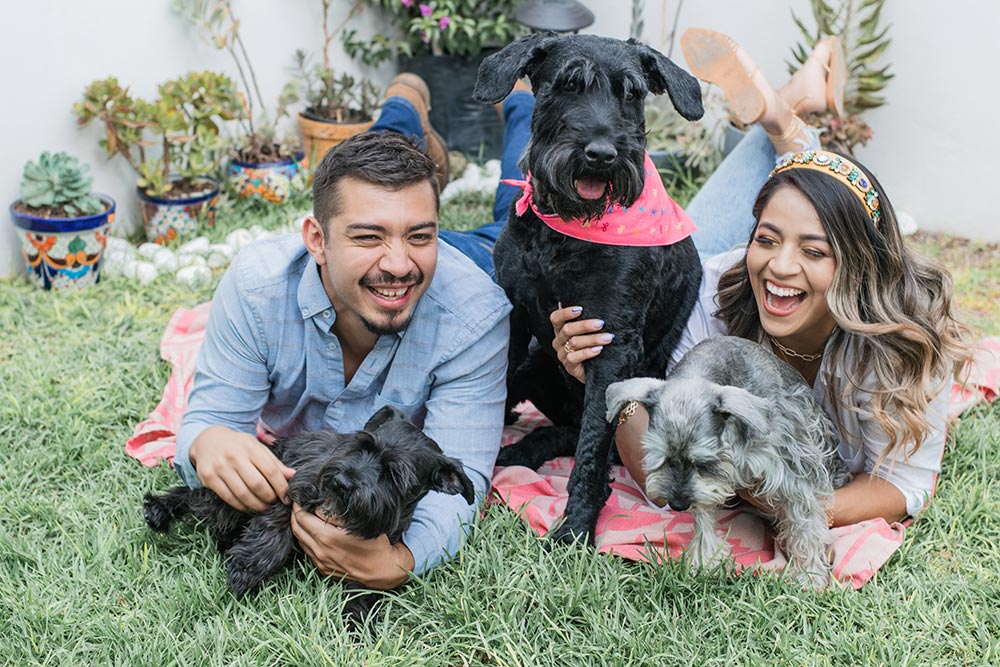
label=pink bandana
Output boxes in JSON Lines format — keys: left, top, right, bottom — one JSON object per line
{"left": 501, "top": 152, "right": 697, "bottom": 246}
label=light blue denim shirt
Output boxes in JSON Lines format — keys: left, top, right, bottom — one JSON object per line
{"left": 175, "top": 233, "right": 512, "bottom": 574}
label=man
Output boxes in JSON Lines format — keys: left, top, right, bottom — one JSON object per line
{"left": 174, "top": 75, "right": 520, "bottom": 589}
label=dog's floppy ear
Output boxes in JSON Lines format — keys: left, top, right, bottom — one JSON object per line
{"left": 431, "top": 455, "right": 476, "bottom": 505}
{"left": 473, "top": 32, "right": 558, "bottom": 104}
{"left": 605, "top": 377, "right": 665, "bottom": 424}
{"left": 364, "top": 405, "right": 405, "bottom": 432}
{"left": 627, "top": 39, "right": 704, "bottom": 121}
{"left": 712, "top": 384, "right": 771, "bottom": 436}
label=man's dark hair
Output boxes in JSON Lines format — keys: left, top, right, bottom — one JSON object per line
{"left": 312, "top": 132, "right": 440, "bottom": 234}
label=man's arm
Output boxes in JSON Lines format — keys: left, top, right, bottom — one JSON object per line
{"left": 289, "top": 307, "right": 511, "bottom": 585}
{"left": 175, "top": 265, "right": 293, "bottom": 510}
{"left": 403, "top": 310, "right": 511, "bottom": 574}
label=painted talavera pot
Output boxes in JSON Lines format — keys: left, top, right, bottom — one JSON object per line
{"left": 138, "top": 179, "right": 219, "bottom": 245}
{"left": 227, "top": 153, "right": 306, "bottom": 203}
{"left": 10, "top": 195, "right": 115, "bottom": 291}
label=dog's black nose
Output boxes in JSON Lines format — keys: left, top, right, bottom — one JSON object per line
{"left": 584, "top": 141, "right": 617, "bottom": 165}
{"left": 668, "top": 498, "right": 690, "bottom": 512}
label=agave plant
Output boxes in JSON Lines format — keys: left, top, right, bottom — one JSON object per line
{"left": 20, "top": 151, "right": 104, "bottom": 216}
{"left": 789, "top": 0, "right": 894, "bottom": 153}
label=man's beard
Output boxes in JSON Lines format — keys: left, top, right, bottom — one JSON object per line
{"left": 357, "top": 268, "right": 424, "bottom": 336}
{"left": 360, "top": 311, "right": 414, "bottom": 336}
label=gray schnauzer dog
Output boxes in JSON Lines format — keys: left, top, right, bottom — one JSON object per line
{"left": 143, "top": 406, "right": 475, "bottom": 624}
{"left": 605, "top": 336, "right": 853, "bottom": 588}
{"left": 473, "top": 33, "right": 705, "bottom": 546}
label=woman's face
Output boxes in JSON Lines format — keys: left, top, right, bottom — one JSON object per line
{"left": 746, "top": 185, "right": 837, "bottom": 353}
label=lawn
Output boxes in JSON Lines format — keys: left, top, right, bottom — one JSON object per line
{"left": 1, "top": 181, "right": 998, "bottom": 666}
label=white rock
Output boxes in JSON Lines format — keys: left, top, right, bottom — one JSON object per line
{"left": 225, "top": 228, "right": 254, "bottom": 250}
{"left": 176, "top": 265, "right": 213, "bottom": 287}
{"left": 152, "top": 247, "right": 179, "bottom": 273}
{"left": 106, "top": 237, "right": 135, "bottom": 256}
{"left": 134, "top": 261, "right": 158, "bottom": 285}
{"left": 137, "top": 242, "right": 162, "bottom": 259}
{"left": 177, "top": 236, "right": 211, "bottom": 255}
{"left": 897, "top": 210, "right": 919, "bottom": 236}
{"left": 177, "top": 254, "right": 208, "bottom": 269}
{"left": 207, "top": 250, "right": 232, "bottom": 269}
{"left": 484, "top": 159, "right": 502, "bottom": 179}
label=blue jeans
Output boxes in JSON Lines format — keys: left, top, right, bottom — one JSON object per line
{"left": 370, "top": 93, "right": 533, "bottom": 279}
{"left": 371, "top": 96, "right": 795, "bottom": 270}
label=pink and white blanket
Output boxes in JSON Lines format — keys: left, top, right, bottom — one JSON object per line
{"left": 127, "top": 303, "right": 1000, "bottom": 588}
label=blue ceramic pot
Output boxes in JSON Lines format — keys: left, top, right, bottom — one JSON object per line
{"left": 137, "top": 179, "right": 219, "bottom": 244}
{"left": 10, "top": 195, "right": 116, "bottom": 291}
{"left": 227, "top": 152, "right": 305, "bottom": 203}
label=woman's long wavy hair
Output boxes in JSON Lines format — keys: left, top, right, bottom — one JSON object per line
{"left": 715, "top": 156, "right": 974, "bottom": 465}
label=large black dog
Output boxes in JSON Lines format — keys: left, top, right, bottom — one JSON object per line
{"left": 473, "top": 34, "right": 705, "bottom": 544}
{"left": 143, "top": 406, "right": 475, "bottom": 624}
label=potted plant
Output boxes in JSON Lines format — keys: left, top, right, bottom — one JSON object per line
{"left": 75, "top": 72, "right": 244, "bottom": 244}
{"left": 644, "top": 94, "right": 722, "bottom": 182}
{"left": 278, "top": 0, "right": 391, "bottom": 168}
{"left": 9, "top": 152, "right": 115, "bottom": 291}
{"left": 365, "top": 0, "right": 526, "bottom": 158}
{"left": 788, "top": 0, "right": 893, "bottom": 155}
{"left": 172, "top": 0, "right": 307, "bottom": 203}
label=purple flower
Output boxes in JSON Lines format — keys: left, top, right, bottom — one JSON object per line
{"left": 401, "top": 0, "right": 413, "bottom": 7}
{"left": 420, "top": 29, "right": 429, "bottom": 43}
{"left": 419, "top": 3, "right": 431, "bottom": 17}
{"left": 438, "top": 16, "right": 451, "bottom": 29}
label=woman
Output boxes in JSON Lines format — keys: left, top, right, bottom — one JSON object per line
{"left": 551, "top": 29, "right": 973, "bottom": 526}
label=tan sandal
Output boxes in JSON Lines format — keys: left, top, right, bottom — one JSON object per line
{"left": 680, "top": 28, "right": 765, "bottom": 125}
{"left": 786, "top": 36, "right": 847, "bottom": 118}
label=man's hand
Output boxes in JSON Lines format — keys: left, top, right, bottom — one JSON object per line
{"left": 189, "top": 425, "right": 296, "bottom": 512}
{"left": 291, "top": 504, "right": 415, "bottom": 590}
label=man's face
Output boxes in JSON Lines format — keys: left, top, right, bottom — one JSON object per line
{"left": 309, "top": 177, "right": 439, "bottom": 337}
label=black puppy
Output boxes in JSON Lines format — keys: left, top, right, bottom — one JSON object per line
{"left": 474, "top": 33, "right": 704, "bottom": 545}
{"left": 143, "top": 406, "right": 475, "bottom": 624}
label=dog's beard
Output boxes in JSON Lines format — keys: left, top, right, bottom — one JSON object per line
{"left": 528, "top": 143, "right": 645, "bottom": 222}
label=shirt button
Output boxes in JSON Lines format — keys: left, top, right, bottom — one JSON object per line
{"left": 322, "top": 310, "right": 332, "bottom": 319}
{"left": 327, "top": 342, "right": 336, "bottom": 351}
{"left": 301, "top": 308, "right": 309, "bottom": 317}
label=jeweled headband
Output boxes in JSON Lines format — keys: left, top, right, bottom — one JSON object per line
{"left": 769, "top": 150, "right": 881, "bottom": 227}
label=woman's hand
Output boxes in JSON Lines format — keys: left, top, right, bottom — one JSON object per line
{"left": 550, "top": 305, "right": 613, "bottom": 383}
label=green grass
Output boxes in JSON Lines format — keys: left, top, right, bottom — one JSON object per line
{"left": 2, "top": 186, "right": 999, "bottom": 665}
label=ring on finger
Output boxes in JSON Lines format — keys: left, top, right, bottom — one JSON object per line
{"left": 563, "top": 340, "right": 575, "bottom": 354}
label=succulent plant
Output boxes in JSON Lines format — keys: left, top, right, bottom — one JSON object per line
{"left": 20, "top": 151, "right": 104, "bottom": 216}
{"left": 75, "top": 71, "right": 245, "bottom": 197}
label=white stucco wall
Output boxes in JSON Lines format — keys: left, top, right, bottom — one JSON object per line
{"left": 1, "top": 1, "right": 996, "bottom": 279}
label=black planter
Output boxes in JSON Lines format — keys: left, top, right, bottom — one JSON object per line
{"left": 400, "top": 50, "right": 504, "bottom": 160}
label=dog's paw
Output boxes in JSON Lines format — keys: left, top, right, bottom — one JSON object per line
{"left": 226, "top": 561, "right": 266, "bottom": 598}
{"left": 546, "top": 521, "right": 595, "bottom": 548}
{"left": 495, "top": 443, "right": 531, "bottom": 468}
{"left": 142, "top": 494, "right": 171, "bottom": 531}
{"left": 342, "top": 586, "right": 383, "bottom": 631}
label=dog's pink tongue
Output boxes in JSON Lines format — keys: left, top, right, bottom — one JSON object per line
{"left": 575, "top": 177, "right": 607, "bottom": 200}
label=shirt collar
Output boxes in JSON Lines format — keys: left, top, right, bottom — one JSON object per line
{"left": 296, "top": 254, "right": 409, "bottom": 338}
{"left": 297, "top": 256, "right": 335, "bottom": 321}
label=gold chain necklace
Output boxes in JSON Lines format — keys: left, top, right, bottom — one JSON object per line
{"left": 769, "top": 335, "right": 823, "bottom": 362}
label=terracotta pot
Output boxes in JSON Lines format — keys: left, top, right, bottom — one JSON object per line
{"left": 297, "top": 112, "right": 374, "bottom": 168}
{"left": 137, "top": 179, "right": 219, "bottom": 245}
{"left": 10, "top": 195, "right": 115, "bottom": 291}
